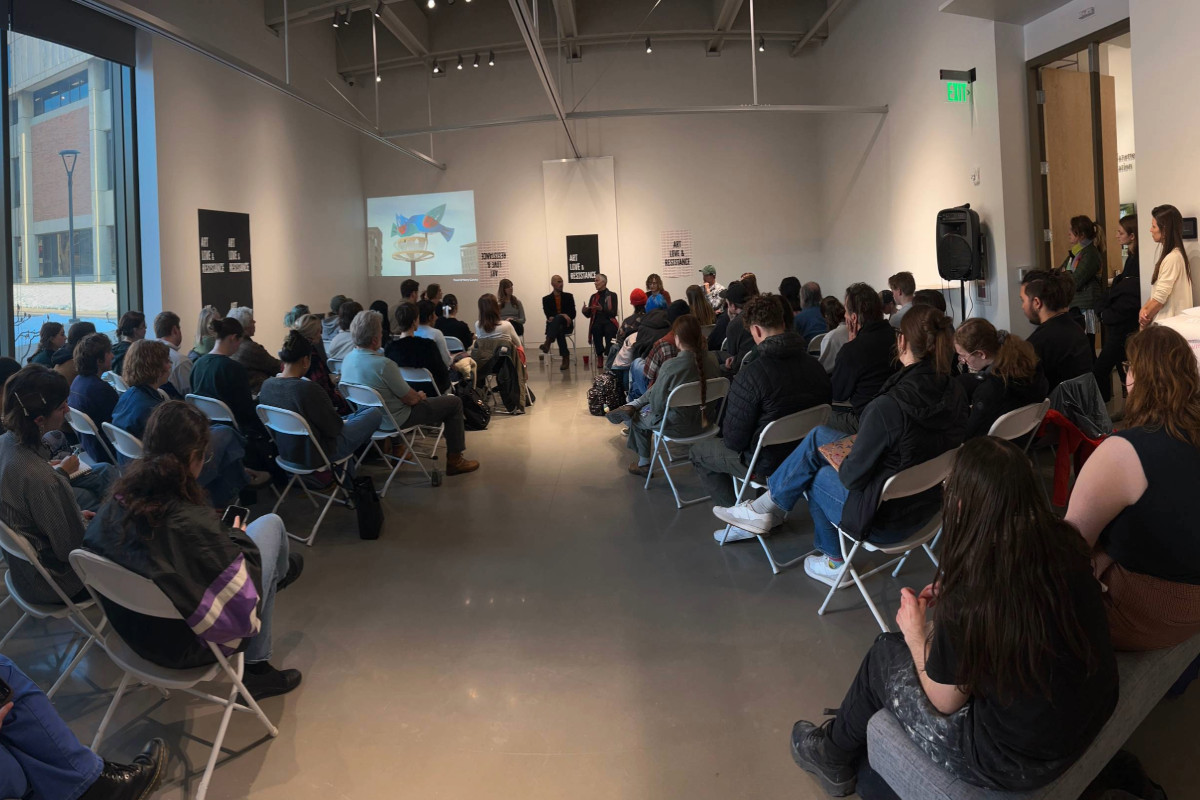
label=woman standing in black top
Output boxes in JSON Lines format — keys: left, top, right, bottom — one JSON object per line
{"left": 1093, "top": 214, "right": 1141, "bottom": 402}
{"left": 954, "top": 319, "right": 1047, "bottom": 439}
{"left": 790, "top": 437, "right": 1117, "bottom": 796}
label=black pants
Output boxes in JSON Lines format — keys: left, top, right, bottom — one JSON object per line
{"left": 507, "top": 320, "right": 525, "bottom": 337}
{"left": 545, "top": 317, "right": 573, "bottom": 357}
{"left": 590, "top": 320, "right": 617, "bottom": 358}
{"left": 1094, "top": 322, "right": 1134, "bottom": 402}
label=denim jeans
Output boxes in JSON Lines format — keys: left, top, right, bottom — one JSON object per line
{"left": 244, "top": 514, "right": 290, "bottom": 664}
{"left": 766, "top": 425, "right": 848, "bottom": 513}
{"left": 70, "top": 462, "right": 116, "bottom": 513}
{"left": 628, "top": 357, "right": 649, "bottom": 401}
{"left": 0, "top": 655, "right": 103, "bottom": 800}
{"left": 332, "top": 407, "right": 384, "bottom": 462}
{"left": 808, "top": 462, "right": 851, "bottom": 557}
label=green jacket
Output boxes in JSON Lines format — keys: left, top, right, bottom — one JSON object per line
{"left": 1061, "top": 242, "right": 1104, "bottom": 310}
{"left": 634, "top": 350, "right": 722, "bottom": 433}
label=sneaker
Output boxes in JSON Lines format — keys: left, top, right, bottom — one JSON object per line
{"left": 78, "top": 738, "right": 167, "bottom": 800}
{"left": 712, "top": 500, "right": 783, "bottom": 536}
{"left": 241, "top": 662, "right": 303, "bottom": 701}
{"left": 790, "top": 719, "right": 857, "bottom": 796}
{"left": 713, "top": 526, "right": 756, "bottom": 544}
{"left": 804, "top": 554, "right": 851, "bottom": 588}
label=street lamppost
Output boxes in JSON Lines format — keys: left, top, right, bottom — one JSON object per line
{"left": 59, "top": 149, "right": 80, "bottom": 323}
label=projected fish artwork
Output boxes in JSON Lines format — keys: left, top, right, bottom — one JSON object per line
{"left": 392, "top": 205, "right": 456, "bottom": 242}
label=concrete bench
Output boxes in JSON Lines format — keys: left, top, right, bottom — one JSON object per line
{"left": 866, "top": 633, "right": 1200, "bottom": 799}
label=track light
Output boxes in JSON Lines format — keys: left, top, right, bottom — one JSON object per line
{"left": 374, "top": 1, "right": 383, "bottom": 17}
{"left": 432, "top": 60, "right": 441, "bottom": 74}
{"left": 488, "top": 50, "right": 495, "bottom": 66}
{"left": 376, "top": 74, "right": 382, "bottom": 82}
{"left": 473, "top": 54, "right": 480, "bottom": 68}
{"left": 645, "top": 37, "right": 652, "bottom": 54}
{"left": 342, "top": 7, "right": 352, "bottom": 25}
{"left": 427, "top": 0, "right": 435, "bottom": 8}
{"left": 456, "top": 54, "right": 464, "bottom": 70}
{"left": 758, "top": 36, "right": 765, "bottom": 52}
{"left": 332, "top": 10, "right": 341, "bottom": 27}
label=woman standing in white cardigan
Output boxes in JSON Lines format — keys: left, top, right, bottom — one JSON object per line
{"left": 1140, "top": 204, "right": 1193, "bottom": 327}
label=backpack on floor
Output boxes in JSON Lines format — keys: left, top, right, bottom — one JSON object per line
{"left": 454, "top": 381, "right": 492, "bottom": 431}
{"left": 587, "top": 370, "right": 625, "bottom": 416}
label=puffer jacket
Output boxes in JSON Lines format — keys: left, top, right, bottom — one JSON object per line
{"left": 632, "top": 309, "right": 670, "bottom": 359}
{"left": 838, "top": 360, "right": 967, "bottom": 538}
{"left": 721, "top": 332, "right": 832, "bottom": 473}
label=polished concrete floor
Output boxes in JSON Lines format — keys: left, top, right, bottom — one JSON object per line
{"left": 5, "top": 361, "right": 1198, "bottom": 799}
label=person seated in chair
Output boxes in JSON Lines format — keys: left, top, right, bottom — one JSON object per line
{"left": 52, "top": 321, "right": 94, "bottom": 385}
{"left": 154, "top": 311, "right": 193, "bottom": 397}
{"left": 435, "top": 293, "right": 475, "bottom": 351}
{"left": 291, "top": 313, "right": 351, "bottom": 415}
{"left": 628, "top": 299, "right": 688, "bottom": 402}
{"left": 582, "top": 273, "right": 620, "bottom": 359}
{"left": 792, "top": 282, "right": 828, "bottom": 343}
{"left": 713, "top": 306, "right": 967, "bottom": 587}
{"left": 954, "top": 318, "right": 1047, "bottom": 440}
{"left": 539, "top": 275, "right": 576, "bottom": 370}
{"left": 789, "top": 437, "right": 1117, "bottom": 797}
{"left": 85, "top": 401, "right": 305, "bottom": 699}
{"left": 110, "top": 311, "right": 146, "bottom": 376}
{"left": 605, "top": 316, "right": 720, "bottom": 477}
{"left": 688, "top": 294, "right": 832, "bottom": 524}
{"left": 323, "top": 294, "right": 348, "bottom": 341}
{"left": 386, "top": 302, "right": 452, "bottom": 396}
{"left": 1021, "top": 269, "right": 1094, "bottom": 393}
{"left": 191, "top": 317, "right": 265, "bottom": 436}
{"left": 226, "top": 307, "right": 281, "bottom": 394}
{"left": 830, "top": 283, "right": 898, "bottom": 433}
{"left": 325, "top": 299, "right": 362, "bottom": 362}
{"left": 68, "top": 333, "right": 119, "bottom": 464}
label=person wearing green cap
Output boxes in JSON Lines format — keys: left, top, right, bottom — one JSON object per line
{"left": 699, "top": 265, "right": 725, "bottom": 311}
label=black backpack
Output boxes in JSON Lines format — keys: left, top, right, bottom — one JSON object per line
{"left": 587, "top": 370, "right": 625, "bottom": 416}
{"left": 454, "top": 381, "right": 492, "bottom": 431}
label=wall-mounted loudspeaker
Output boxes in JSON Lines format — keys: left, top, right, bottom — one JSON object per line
{"left": 936, "top": 204, "right": 984, "bottom": 281}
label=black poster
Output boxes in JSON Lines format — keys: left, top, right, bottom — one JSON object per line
{"left": 198, "top": 209, "right": 254, "bottom": 313}
{"left": 566, "top": 233, "right": 600, "bottom": 283}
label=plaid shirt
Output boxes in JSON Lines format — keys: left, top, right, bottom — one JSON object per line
{"left": 643, "top": 334, "right": 679, "bottom": 387}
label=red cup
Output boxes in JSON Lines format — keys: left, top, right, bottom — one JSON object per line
{"left": 583, "top": 354, "right": 590, "bottom": 367}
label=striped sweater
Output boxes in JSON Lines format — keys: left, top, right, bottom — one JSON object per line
{"left": 84, "top": 498, "right": 264, "bottom": 669}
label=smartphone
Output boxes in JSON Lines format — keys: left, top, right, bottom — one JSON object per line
{"left": 0, "top": 677, "right": 11, "bottom": 706}
{"left": 221, "top": 505, "right": 249, "bottom": 527}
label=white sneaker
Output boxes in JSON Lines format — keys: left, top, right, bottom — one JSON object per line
{"left": 712, "top": 500, "right": 783, "bottom": 536}
{"left": 713, "top": 526, "right": 756, "bottom": 544}
{"left": 804, "top": 554, "right": 851, "bottom": 588}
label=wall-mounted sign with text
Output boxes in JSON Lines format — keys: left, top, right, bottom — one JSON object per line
{"left": 566, "top": 233, "right": 600, "bottom": 283}
{"left": 661, "top": 229, "right": 694, "bottom": 279}
{"left": 476, "top": 240, "right": 510, "bottom": 292}
{"left": 198, "top": 209, "right": 253, "bottom": 313}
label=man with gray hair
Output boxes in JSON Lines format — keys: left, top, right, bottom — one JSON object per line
{"left": 339, "top": 310, "right": 480, "bottom": 475}
{"left": 227, "top": 305, "right": 281, "bottom": 393}
{"left": 793, "top": 281, "right": 829, "bottom": 343}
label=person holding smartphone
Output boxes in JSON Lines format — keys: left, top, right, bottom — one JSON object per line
{"left": 0, "top": 654, "right": 166, "bottom": 799}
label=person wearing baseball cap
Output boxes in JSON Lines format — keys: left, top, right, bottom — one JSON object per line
{"left": 699, "top": 265, "right": 725, "bottom": 311}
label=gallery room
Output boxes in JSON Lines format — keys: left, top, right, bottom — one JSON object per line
{"left": 0, "top": 0, "right": 1198, "bottom": 798}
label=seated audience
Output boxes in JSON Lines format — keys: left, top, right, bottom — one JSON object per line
{"left": 323, "top": 294, "right": 348, "bottom": 341}
{"left": 540, "top": 275, "right": 577, "bottom": 369}
{"left": 830, "top": 283, "right": 898, "bottom": 432}
{"left": 583, "top": 273, "right": 621, "bottom": 359}
{"left": 154, "top": 310, "right": 193, "bottom": 396}
{"left": 888, "top": 271, "right": 916, "bottom": 329}
{"left": 631, "top": 294, "right": 671, "bottom": 359}
{"left": 1066, "top": 326, "right": 1200, "bottom": 650}
{"left": 498, "top": 279, "right": 527, "bottom": 337}
{"left": 629, "top": 300, "right": 688, "bottom": 401}
{"left": 0, "top": 366, "right": 93, "bottom": 604}
{"left": 188, "top": 305, "right": 221, "bottom": 362}
{"left": 699, "top": 264, "right": 725, "bottom": 310}
{"left": 339, "top": 310, "right": 480, "bottom": 475}
{"left": 606, "top": 315, "right": 720, "bottom": 476}
{"left": 793, "top": 282, "right": 828, "bottom": 342}
{"left": 719, "top": 281, "right": 756, "bottom": 375}
{"left": 85, "top": 401, "right": 304, "bottom": 698}
{"left": 226, "top": 306, "right": 281, "bottom": 393}
{"left": 417, "top": 299, "right": 456, "bottom": 366}
{"left": 400, "top": 279, "right": 420, "bottom": 305}
{"left": 369, "top": 300, "right": 392, "bottom": 338}
{"left": 955, "top": 319, "right": 1048, "bottom": 439}
{"left": 739, "top": 272, "right": 760, "bottom": 297}
{"left": 423, "top": 283, "right": 443, "bottom": 310}
{"left": 618, "top": 288, "right": 648, "bottom": 345}
{"left": 69, "top": 333, "right": 119, "bottom": 463}
{"left": 1021, "top": 269, "right": 1094, "bottom": 392}
{"left": 1094, "top": 214, "right": 1140, "bottom": 402}
{"left": 646, "top": 272, "right": 671, "bottom": 303}
{"left": 476, "top": 294, "right": 523, "bottom": 349}
{"left": 780, "top": 277, "right": 803, "bottom": 316}
{"left": 818, "top": 296, "right": 849, "bottom": 373}
{"left": 0, "top": 357, "right": 19, "bottom": 389}
{"left": 707, "top": 284, "right": 740, "bottom": 352}
{"left": 191, "top": 317, "right": 263, "bottom": 435}
{"left": 686, "top": 283, "right": 717, "bottom": 327}
{"left": 110, "top": 311, "right": 146, "bottom": 376}
{"left": 259, "top": 332, "right": 382, "bottom": 469}
{"left": 880, "top": 289, "right": 897, "bottom": 317}
{"left": 0, "top": 655, "right": 165, "bottom": 800}
{"left": 283, "top": 304, "right": 310, "bottom": 328}
{"left": 27, "top": 322, "right": 65, "bottom": 366}
{"left": 714, "top": 306, "right": 967, "bottom": 586}
{"left": 790, "top": 436, "right": 1117, "bottom": 796}
{"left": 435, "top": 293, "right": 475, "bottom": 351}
{"left": 689, "top": 294, "right": 832, "bottom": 513}
{"left": 111, "top": 340, "right": 173, "bottom": 440}
{"left": 327, "top": 299, "right": 363, "bottom": 361}
{"left": 386, "top": 302, "right": 452, "bottom": 395}
{"left": 912, "top": 288, "right": 947, "bottom": 313}
{"left": 53, "top": 321, "right": 94, "bottom": 383}
{"left": 291, "top": 313, "right": 351, "bottom": 415}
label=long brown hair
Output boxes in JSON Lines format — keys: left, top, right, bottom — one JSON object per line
{"left": 2, "top": 366, "right": 68, "bottom": 448}
{"left": 1118, "top": 213, "right": 1138, "bottom": 260}
{"left": 111, "top": 401, "right": 211, "bottom": 538}
{"left": 497, "top": 279, "right": 516, "bottom": 308}
{"left": 1069, "top": 215, "right": 1105, "bottom": 257}
{"left": 1124, "top": 325, "right": 1200, "bottom": 447}
{"left": 934, "top": 436, "right": 1097, "bottom": 702}
{"left": 685, "top": 284, "right": 716, "bottom": 325}
{"left": 954, "top": 318, "right": 1038, "bottom": 385}
{"left": 672, "top": 314, "right": 710, "bottom": 426}
{"left": 899, "top": 305, "right": 955, "bottom": 375}
{"left": 478, "top": 293, "right": 501, "bottom": 333}
{"left": 1152, "top": 204, "right": 1191, "bottom": 283}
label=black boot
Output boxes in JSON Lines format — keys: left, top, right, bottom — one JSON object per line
{"left": 241, "top": 661, "right": 303, "bottom": 701}
{"left": 78, "top": 738, "right": 167, "bottom": 800}
{"left": 276, "top": 553, "right": 304, "bottom": 592}
{"left": 790, "top": 718, "right": 857, "bottom": 796}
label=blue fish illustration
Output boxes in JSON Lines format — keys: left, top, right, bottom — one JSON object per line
{"left": 392, "top": 204, "right": 455, "bottom": 242}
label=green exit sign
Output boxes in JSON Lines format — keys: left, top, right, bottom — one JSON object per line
{"left": 946, "top": 81, "right": 971, "bottom": 103}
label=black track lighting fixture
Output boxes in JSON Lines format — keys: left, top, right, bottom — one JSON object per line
{"left": 376, "top": 74, "right": 382, "bottom": 82}
{"left": 645, "top": 37, "right": 652, "bottom": 54}
{"left": 374, "top": 1, "right": 383, "bottom": 18}
{"left": 473, "top": 54, "right": 480, "bottom": 68}
{"left": 427, "top": 0, "right": 436, "bottom": 8}
{"left": 343, "top": 7, "right": 352, "bottom": 25}
{"left": 456, "top": 54, "right": 464, "bottom": 70}
{"left": 758, "top": 36, "right": 765, "bottom": 52}
{"left": 332, "top": 9, "right": 341, "bottom": 27}
{"left": 432, "top": 60, "right": 441, "bottom": 74}
{"left": 488, "top": 50, "right": 495, "bottom": 66}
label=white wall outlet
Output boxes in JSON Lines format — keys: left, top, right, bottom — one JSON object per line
{"left": 970, "top": 167, "right": 981, "bottom": 186}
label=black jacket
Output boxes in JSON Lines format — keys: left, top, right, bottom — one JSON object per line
{"left": 839, "top": 360, "right": 967, "bottom": 538}
{"left": 708, "top": 311, "right": 731, "bottom": 352}
{"left": 1098, "top": 252, "right": 1141, "bottom": 329}
{"left": 958, "top": 364, "right": 1049, "bottom": 440}
{"left": 582, "top": 289, "right": 619, "bottom": 328}
{"left": 632, "top": 309, "right": 670, "bottom": 359}
{"left": 723, "top": 315, "right": 756, "bottom": 377}
{"left": 1027, "top": 313, "right": 1094, "bottom": 392}
{"left": 721, "top": 332, "right": 833, "bottom": 473}
{"left": 385, "top": 336, "right": 451, "bottom": 394}
{"left": 831, "top": 319, "right": 898, "bottom": 416}
{"left": 542, "top": 291, "right": 577, "bottom": 322}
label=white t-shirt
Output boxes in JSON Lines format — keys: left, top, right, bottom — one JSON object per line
{"left": 474, "top": 319, "right": 522, "bottom": 348}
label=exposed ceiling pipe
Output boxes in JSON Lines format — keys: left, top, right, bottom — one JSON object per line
{"left": 791, "top": 0, "right": 850, "bottom": 56}
{"left": 507, "top": 0, "right": 581, "bottom": 158}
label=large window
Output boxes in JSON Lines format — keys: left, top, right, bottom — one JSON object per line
{"left": 5, "top": 31, "right": 136, "bottom": 361}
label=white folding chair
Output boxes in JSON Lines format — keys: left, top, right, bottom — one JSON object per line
{"left": 340, "top": 382, "right": 441, "bottom": 494}
{"left": 444, "top": 336, "right": 466, "bottom": 354}
{"left": 0, "top": 522, "right": 106, "bottom": 698}
{"left": 717, "top": 405, "right": 832, "bottom": 575}
{"left": 397, "top": 367, "right": 447, "bottom": 454}
{"left": 68, "top": 549, "right": 278, "bottom": 800}
{"left": 327, "top": 357, "right": 343, "bottom": 376}
{"left": 65, "top": 406, "right": 117, "bottom": 464}
{"left": 987, "top": 399, "right": 1051, "bottom": 453}
{"left": 101, "top": 422, "right": 143, "bottom": 461}
{"left": 101, "top": 371, "right": 128, "bottom": 394}
{"left": 817, "top": 448, "right": 959, "bottom": 632}
{"left": 185, "top": 394, "right": 241, "bottom": 433}
{"left": 806, "top": 332, "right": 826, "bottom": 355}
{"left": 644, "top": 378, "right": 731, "bottom": 508}
{"left": 256, "top": 405, "right": 354, "bottom": 546}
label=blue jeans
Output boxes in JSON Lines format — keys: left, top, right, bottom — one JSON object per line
{"left": 244, "top": 514, "right": 289, "bottom": 664}
{"left": 332, "top": 407, "right": 383, "bottom": 462}
{"left": 199, "top": 424, "right": 250, "bottom": 507}
{"left": 628, "top": 357, "right": 649, "bottom": 401}
{"left": 70, "top": 462, "right": 116, "bottom": 513}
{"left": 0, "top": 655, "right": 103, "bottom": 800}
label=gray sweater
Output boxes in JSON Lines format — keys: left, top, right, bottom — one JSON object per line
{"left": 258, "top": 376, "right": 344, "bottom": 466}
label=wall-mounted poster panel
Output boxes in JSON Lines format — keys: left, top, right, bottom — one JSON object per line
{"left": 661, "top": 229, "right": 694, "bottom": 278}
{"left": 543, "top": 157, "right": 622, "bottom": 302}
{"left": 566, "top": 234, "right": 600, "bottom": 283}
{"left": 198, "top": 209, "right": 253, "bottom": 312}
